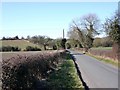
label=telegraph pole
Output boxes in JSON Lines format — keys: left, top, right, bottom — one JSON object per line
{"left": 63, "top": 29, "right": 65, "bottom": 38}
{"left": 61, "top": 29, "right": 66, "bottom": 49}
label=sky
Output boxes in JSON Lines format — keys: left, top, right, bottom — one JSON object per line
{"left": 1, "top": 2, "right": 118, "bottom": 39}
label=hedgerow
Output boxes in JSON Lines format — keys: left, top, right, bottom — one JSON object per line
{"left": 74, "top": 48, "right": 118, "bottom": 61}
{"left": 24, "top": 46, "right": 41, "bottom": 51}
{"left": 88, "top": 49, "right": 117, "bottom": 60}
{"left": 2, "top": 50, "right": 66, "bottom": 90}
{"left": 0, "top": 46, "right": 21, "bottom": 52}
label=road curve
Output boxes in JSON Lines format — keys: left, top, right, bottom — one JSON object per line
{"left": 69, "top": 50, "right": 119, "bottom": 88}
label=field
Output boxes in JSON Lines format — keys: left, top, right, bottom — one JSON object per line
{"left": 0, "top": 40, "right": 42, "bottom": 50}
{"left": 1, "top": 51, "right": 42, "bottom": 60}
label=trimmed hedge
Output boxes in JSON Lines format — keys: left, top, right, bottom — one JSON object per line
{"left": 75, "top": 48, "right": 118, "bottom": 61}
{"left": 88, "top": 49, "right": 118, "bottom": 60}
{"left": 76, "top": 48, "right": 120, "bottom": 60}
{"left": 2, "top": 50, "right": 66, "bottom": 90}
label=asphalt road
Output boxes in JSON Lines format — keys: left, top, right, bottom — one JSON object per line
{"left": 69, "top": 50, "right": 119, "bottom": 88}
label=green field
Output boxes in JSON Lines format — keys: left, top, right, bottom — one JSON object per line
{"left": 0, "top": 40, "right": 42, "bottom": 50}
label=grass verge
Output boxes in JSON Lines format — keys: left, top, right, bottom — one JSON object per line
{"left": 47, "top": 53, "right": 84, "bottom": 89}
{"left": 91, "top": 47, "right": 112, "bottom": 50}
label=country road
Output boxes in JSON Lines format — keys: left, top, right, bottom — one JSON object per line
{"left": 69, "top": 50, "right": 119, "bottom": 89}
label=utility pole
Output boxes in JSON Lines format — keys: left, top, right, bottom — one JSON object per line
{"left": 61, "top": 29, "right": 66, "bottom": 49}
{"left": 63, "top": 29, "right": 64, "bottom": 39}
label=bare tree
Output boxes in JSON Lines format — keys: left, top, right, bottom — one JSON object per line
{"left": 81, "top": 14, "right": 100, "bottom": 36}
{"left": 30, "top": 35, "right": 52, "bottom": 50}
{"left": 68, "top": 14, "right": 100, "bottom": 52}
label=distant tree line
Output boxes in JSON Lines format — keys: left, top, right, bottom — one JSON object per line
{"left": 2, "top": 34, "right": 113, "bottom": 51}
{"left": 2, "top": 36, "right": 20, "bottom": 40}
{"left": 1, "top": 35, "right": 67, "bottom": 52}
{"left": 28, "top": 35, "right": 66, "bottom": 50}
{"left": 93, "top": 37, "right": 113, "bottom": 47}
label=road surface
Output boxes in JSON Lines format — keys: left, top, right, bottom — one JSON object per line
{"left": 69, "top": 50, "right": 119, "bottom": 88}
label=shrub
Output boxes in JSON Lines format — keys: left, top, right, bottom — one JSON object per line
{"left": 1, "top": 46, "right": 21, "bottom": 52}
{"left": 12, "top": 46, "right": 21, "bottom": 51}
{"left": 2, "top": 46, "right": 12, "bottom": 51}
{"left": 66, "top": 43, "right": 71, "bottom": 49}
{"left": 25, "top": 46, "right": 41, "bottom": 51}
{"left": 93, "top": 37, "right": 113, "bottom": 47}
{"left": 53, "top": 45, "right": 57, "bottom": 50}
{"left": 61, "top": 38, "right": 67, "bottom": 49}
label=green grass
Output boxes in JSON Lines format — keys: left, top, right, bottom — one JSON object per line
{"left": 0, "top": 40, "right": 42, "bottom": 50}
{"left": 91, "top": 47, "right": 112, "bottom": 50}
{"left": 87, "top": 53, "right": 119, "bottom": 68}
{"left": 47, "top": 53, "right": 84, "bottom": 89}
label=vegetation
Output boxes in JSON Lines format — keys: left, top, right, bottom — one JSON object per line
{"left": 66, "top": 39, "right": 82, "bottom": 48}
{"left": 0, "top": 36, "right": 67, "bottom": 51}
{"left": 61, "top": 38, "right": 67, "bottom": 49}
{"left": 68, "top": 14, "right": 100, "bottom": 52}
{"left": 2, "top": 36, "right": 20, "bottom": 40}
{"left": 104, "top": 11, "right": 120, "bottom": 61}
{"left": 2, "top": 50, "right": 65, "bottom": 89}
{"left": 93, "top": 37, "right": 113, "bottom": 47}
{"left": 104, "top": 12, "right": 120, "bottom": 43}
{"left": 91, "top": 47, "right": 112, "bottom": 50}
{"left": 28, "top": 35, "right": 67, "bottom": 50}
{"left": 0, "top": 46, "right": 21, "bottom": 52}
{"left": 1, "top": 40, "right": 42, "bottom": 50}
{"left": 2, "top": 50, "right": 83, "bottom": 89}
{"left": 87, "top": 53, "right": 119, "bottom": 67}
{"left": 65, "top": 42, "right": 71, "bottom": 49}
{"left": 47, "top": 60, "right": 83, "bottom": 88}
{"left": 67, "top": 11, "right": 120, "bottom": 61}
{"left": 52, "top": 45, "right": 57, "bottom": 50}
{"left": 54, "top": 38, "right": 63, "bottom": 49}
{"left": 25, "top": 46, "right": 41, "bottom": 51}
{"left": 88, "top": 49, "right": 117, "bottom": 61}
{"left": 29, "top": 35, "right": 53, "bottom": 50}
{"left": 74, "top": 48, "right": 118, "bottom": 67}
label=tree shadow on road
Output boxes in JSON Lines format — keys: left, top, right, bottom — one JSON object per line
{"left": 71, "top": 53, "right": 84, "bottom": 56}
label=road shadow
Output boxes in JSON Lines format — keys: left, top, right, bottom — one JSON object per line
{"left": 71, "top": 53, "right": 84, "bottom": 56}
{"left": 65, "top": 50, "right": 84, "bottom": 56}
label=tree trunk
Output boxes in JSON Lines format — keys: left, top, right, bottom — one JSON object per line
{"left": 85, "top": 47, "right": 89, "bottom": 52}
{"left": 44, "top": 45, "right": 46, "bottom": 50}
{"left": 83, "top": 47, "right": 89, "bottom": 54}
